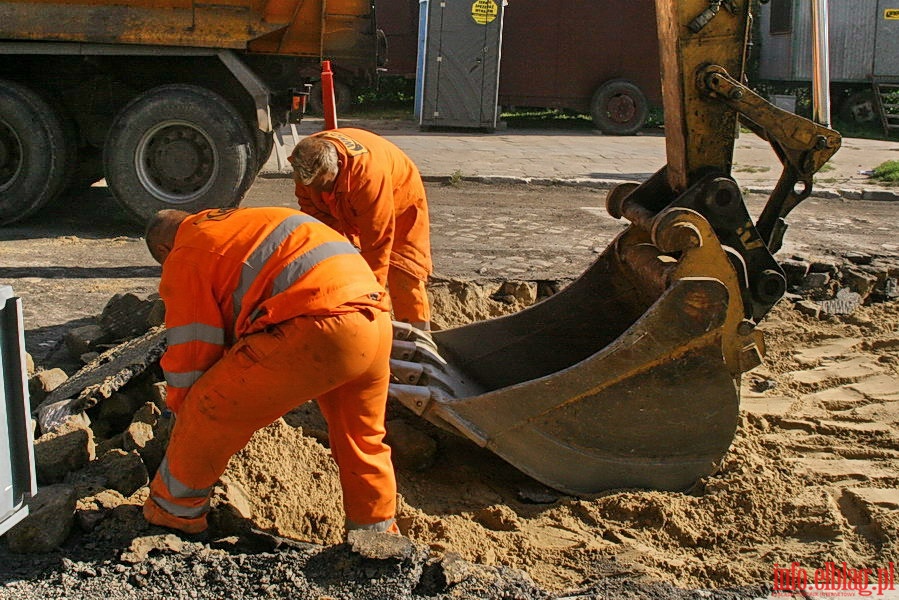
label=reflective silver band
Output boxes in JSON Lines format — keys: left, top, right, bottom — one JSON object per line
{"left": 345, "top": 517, "right": 396, "bottom": 532}
{"left": 158, "top": 457, "right": 214, "bottom": 499}
{"left": 232, "top": 214, "right": 317, "bottom": 325}
{"left": 163, "top": 369, "right": 204, "bottom": 389}
{"left": 152, "top": 494, "right": 210, "bottom": 519}
{"left": 166, "top": 323, "right": 226, "bottom": 347}
{"left": 271, "top": 240, "right": 359, "bottom": 296}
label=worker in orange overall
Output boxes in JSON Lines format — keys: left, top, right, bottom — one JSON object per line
{"left": 289, "top": 128, "right": 433, "bottom": 330}
{"left": 142, "top": 207, "right": 398, "bottom": 536}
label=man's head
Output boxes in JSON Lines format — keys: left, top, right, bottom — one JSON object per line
{"left": 145, "top": 209, "right": 189, "bottom": 264}
{"left": 289, "top": 136, "right": 340, "bottom": 193}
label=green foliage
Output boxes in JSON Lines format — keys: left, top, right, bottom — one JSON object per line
{"left": 499, "top": 106, "right": 665, "bottom": 131}
{"left": 643, "top": 106, "right": 665, "bottom": 129}
{"left": 346, "top": 76, "right": 416, "bottom": 118}
{"left": 872, "top": 160, "right": 899, "bottom": 183}
{"left": 499, "top": 108, "right": 594, "bottom": 129}
{"left": 353, "top": 76, "right": 416, "bottom": 106}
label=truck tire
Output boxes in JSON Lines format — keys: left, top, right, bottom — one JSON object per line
{"left": 104, "top": 84, "right": 255, "bottom": 224}
{"left": 308, "top": 80, "right": 352, "bottom": 116}
{"left": 590, "top": 79, "right": 649, "bottom": 136}
{"left": 0, "top": 79, "right": 74, "bottom": 225}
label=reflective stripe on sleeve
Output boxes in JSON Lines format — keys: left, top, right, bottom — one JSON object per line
{"left": 166, "top": 323, "right": 225, "bottom": 347}
{"left": 271, "top": 240, "right": 359, "bottom": 296}
{"left": 164, "top": 369, "right": 204, "bottom": 389}
{"left": 232, "top": 214, "right": 318, "bottom": 325}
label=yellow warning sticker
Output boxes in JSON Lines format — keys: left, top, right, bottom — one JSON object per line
{"left": 471, "top": 0, "right": 498, "bottom": 25}
{"left": 886, "top": 8, "right": 899, "bottom": 19}
{"left": 319, "top": 131, "right": 368, "bottom": 156}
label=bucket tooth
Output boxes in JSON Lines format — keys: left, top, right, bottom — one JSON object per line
{"left": 390, "top": 338, "right": 447, "bottom": 368}
{"left": 389, "top": 358, "right": 457, "bottom": 395}
{"left": 392, "top": 321, "right": 439, "bottom": 353}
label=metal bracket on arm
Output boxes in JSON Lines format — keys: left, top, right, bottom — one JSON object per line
{"left": 697, "top": 64, "right": 841, "bottom": 253}
{"left": 688, "top": 0, "right": 739, "bottom": 33}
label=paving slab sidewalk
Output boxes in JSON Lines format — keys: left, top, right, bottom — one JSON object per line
{"left": 262, "top": 117, "right": 899, "bottom": 201}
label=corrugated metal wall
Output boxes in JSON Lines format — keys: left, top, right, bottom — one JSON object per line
{"left": 874, "top": 0, "right": 899, "bottom": 76}
{"left": 757, "top": 0, "right": 898, "bottom": 83}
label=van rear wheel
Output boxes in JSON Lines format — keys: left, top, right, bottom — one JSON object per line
{"left": 838, "top": 90, "right": 877, "bottom": 124}
{"left": 590, "top": 79, "right": 649, "bottom": 136}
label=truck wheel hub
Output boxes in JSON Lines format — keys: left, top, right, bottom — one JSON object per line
{"left": 136, "top": 121, "right": 217, "bottom": 202}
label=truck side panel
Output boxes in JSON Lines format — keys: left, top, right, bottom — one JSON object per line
{"left": 0, "top": 0, "right": 375, "bottom": 64}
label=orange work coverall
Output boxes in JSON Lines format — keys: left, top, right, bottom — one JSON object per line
{"left": 144, "top": 207, "right": 397, "bottom": 534}
{"left": 294, "top": 128, "right": 432, "bottom": 328}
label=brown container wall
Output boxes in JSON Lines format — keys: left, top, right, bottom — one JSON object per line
{"left": 498, "top": 0, "right": 662, "bottom": 112}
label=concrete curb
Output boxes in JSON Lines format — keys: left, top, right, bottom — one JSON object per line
{"left": 259, "top": 169, "right": 899, "bottom": 201}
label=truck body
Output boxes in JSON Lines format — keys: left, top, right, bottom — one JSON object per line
{"left": 0, "top": 0, "right": 380, "bottom": 225}
{"left": 377, "top": 0, "right": 662, "bottom": 134}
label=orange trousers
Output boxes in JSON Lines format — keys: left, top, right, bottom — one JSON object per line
{"left": 144, "top": 308, "right": 396, "bottom": 534}
{"left": 387, "top": 267, "right": 430, "bottom": 330}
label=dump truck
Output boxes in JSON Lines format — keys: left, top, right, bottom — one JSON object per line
{"left": 389, "top": 0, "right": 841, "bottom": 494}
{"left": 0, "top": 0, "right": 380, "bottom": 226}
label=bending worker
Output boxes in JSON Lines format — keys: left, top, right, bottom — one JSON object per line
{"left": 143, "top": 207, "right": 397, "bottom": 535}
{"left": 289, "top": 128, "right": 433, "bottom": 330}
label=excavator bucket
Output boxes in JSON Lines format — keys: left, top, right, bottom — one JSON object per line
{"left": 390, "top": 0, "right": 841, "bottom": 496}
{"left": 391, "top": 197, "right": 755, "bottom": 495}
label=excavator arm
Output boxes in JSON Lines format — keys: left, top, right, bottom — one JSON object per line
{"left": 388, "top": 0, "right": 841, "bottom": 495}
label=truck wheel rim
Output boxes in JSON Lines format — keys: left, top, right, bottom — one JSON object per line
{"left": 0, "top": 120, "right": 23, "bottom": 192}
{"left": 135, "top": 120, "right": 218, "bottom": 203}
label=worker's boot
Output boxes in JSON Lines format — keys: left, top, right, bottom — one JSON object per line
{"left": 345, "top": 517, "right": 400, "bottom": 538}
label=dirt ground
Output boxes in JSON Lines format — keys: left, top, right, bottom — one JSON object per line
{"left": 224, "top": 297, "right": 899, "bottom": 594}
{"left": 2, "top": 181, "right": 898, "bottom": 596}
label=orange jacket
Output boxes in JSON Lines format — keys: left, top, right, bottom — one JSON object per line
{"left": 294, "top": 128, "right": 432, "bottom": 283}
{"left": 158, "top": 206, "right": 387, "bottom": 412}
